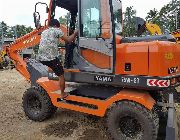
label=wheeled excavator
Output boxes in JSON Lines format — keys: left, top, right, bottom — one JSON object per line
{"left": 3, "top": 0, "right": 180, "bottom": 140}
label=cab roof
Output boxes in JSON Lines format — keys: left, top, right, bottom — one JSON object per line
{"left": 56, "top": 0, "right": 78, "bottom": 13}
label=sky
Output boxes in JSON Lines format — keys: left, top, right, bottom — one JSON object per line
{"left": 0, "top": 0, "right": 172, "bottom": 28}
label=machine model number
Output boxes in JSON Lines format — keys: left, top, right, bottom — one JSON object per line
{"left": 94, "top": 75, "right": 113, "bottom": 82}
{"left": 121, "top": 77, "right": 140, "bottom": 84}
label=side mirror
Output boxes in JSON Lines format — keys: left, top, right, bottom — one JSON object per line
{"left": 33, "top": 12, "right": 41, "bottom": 29}
{"left": 34, "top": 2, "right": 49, "bottom": 28}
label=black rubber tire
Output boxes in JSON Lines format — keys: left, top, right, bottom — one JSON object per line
{"left": 22, "top": 86, "right": 57, "bottom": 122}
{"left": 107, "top": 101, "right": 159, "bottom": 140}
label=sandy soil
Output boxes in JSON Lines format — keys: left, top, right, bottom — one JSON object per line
{"left": 0, "top": 69, "right": 179, "bottom": 140}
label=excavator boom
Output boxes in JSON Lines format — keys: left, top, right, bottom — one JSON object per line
{"left": 4, "top": 27, "right": 46, "bottom": 80}
{"left": 5, "top": 24, "right": 67, "bottom": 80}
{"left": 145, "top": 22, "right": 162, "bottom": 35}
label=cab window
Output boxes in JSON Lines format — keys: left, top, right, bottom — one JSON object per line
{"left": 112, "top": 0, "right": 123, "bottom": 34}
{"left": 80, "top": 0, "right": 101, "bottom": 38}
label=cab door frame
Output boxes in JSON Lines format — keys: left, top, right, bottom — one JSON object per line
{"left": 74, "top": 0, "right": 116, "bottom": 74}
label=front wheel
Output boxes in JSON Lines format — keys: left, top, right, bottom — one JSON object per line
{"left": 107, "top": 101, "right": 159, "bottom": 140}
{"left": 22, "top": 87, "right": 57, "bottom": 122}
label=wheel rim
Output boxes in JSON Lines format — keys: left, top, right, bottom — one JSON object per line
{"left": 118, "top": 116, "right": 143, "bottom": 139}
{"left": 27, "top": 95, "right": 42, "bottom": 114}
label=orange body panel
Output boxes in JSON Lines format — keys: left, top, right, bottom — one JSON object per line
{"left": 115, "top": 42, "right": 149, "bottom": 75}
{"left": 116, "top": 35, "right": 122, "bottom": 44}
{"left": 64, "top": 69, "right": 80, "bottom": 73}
{"left": 81, "top": 49, "right": 111, "bottom": 69}
{"left": 37, "top": 77, "right": 155, "bottom": 117}
{"left": 115, "top": 41, "right": 180, "bottom": 77}
{"left": 148, "top": 41, "right": 180, "bottom": 76}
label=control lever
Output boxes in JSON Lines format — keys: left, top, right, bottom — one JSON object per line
{"left": 96, "top": 35, "right": 105, "bottom": 41}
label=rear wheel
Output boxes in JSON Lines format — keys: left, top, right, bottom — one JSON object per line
{"left": 22, "top": 87, "right": 57, "bottom": 121}
{"left": 107, "top": 101, "right": 159, "bottom": 140}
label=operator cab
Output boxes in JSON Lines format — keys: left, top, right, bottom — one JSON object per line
{"left": 52, "top": 0, "right": 123, "bottom": 74}
{"left": 33, "top": 0, "right": 123, "bottom": 74}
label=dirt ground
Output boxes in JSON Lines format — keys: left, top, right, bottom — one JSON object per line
{"left": 0, "top": 69, "right": 180, "bottom": 140}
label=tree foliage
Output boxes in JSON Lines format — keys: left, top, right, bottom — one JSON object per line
{"left": 59, "top": 16, "right": 67, "bottom": 25}
{"left": 146, "top": 0, "right": 180, "bottom": 33}
{"left": 123, "top": 6, "right": 137, "bottom": 37}
{"left": 146, "top": 8, "right": 159, "bottom": 23}
{"left": 15, "top": 25, "right": 33, "bottom": 38}
{"left": 123, "top": 1, "right": 180, "bottom": 36}
{"left": 0, "top": 21, "right": 33, "bottom": 39}
{"left": 1, "top": 0, "right": 179, "bottom": 39}
{"left": 0, "top": 21, "right": 9, "bottom": 39}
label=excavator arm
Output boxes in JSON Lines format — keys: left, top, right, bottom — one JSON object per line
{"left": 145, "top": 22, "right": 162, "bottom": 35}
{"left": 6, "top": 27, "right": 46, "bottom": 80}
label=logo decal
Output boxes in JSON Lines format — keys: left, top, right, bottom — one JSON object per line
{"left": 165, "top": 53, "right": 174, "bottom": 60}
{"left": 168, "top": 66, "right": 178, "bottom": 74}
{"left": 94, "top": 75, "right": 113, "bottom": 82}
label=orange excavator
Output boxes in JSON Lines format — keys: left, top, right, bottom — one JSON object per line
{"left": 3, "top": 0, "right": 180, "bottom": 139}
{"left": 135, "top": 17, "right": 162, "bottom": 36}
